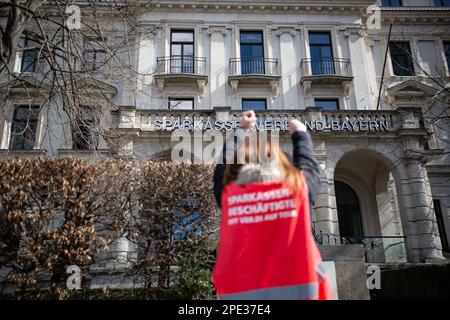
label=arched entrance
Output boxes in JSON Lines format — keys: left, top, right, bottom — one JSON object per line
{"left": 335, "top": 181, "right": 363, "bottom": 243}
{"left": 333, "top": 149, "right": 407, "bottom": 263}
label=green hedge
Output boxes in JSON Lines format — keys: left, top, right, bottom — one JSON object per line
{"left": 370, "top": 263, "right": 450, "bottom": 300}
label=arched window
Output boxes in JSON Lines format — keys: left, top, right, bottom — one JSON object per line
{"left": 335, "top": 181, "right": 364, "bottom": 242}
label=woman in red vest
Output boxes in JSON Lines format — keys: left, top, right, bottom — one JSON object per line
{"left": 212, "top": 110, "right": 333, "bottom": 300}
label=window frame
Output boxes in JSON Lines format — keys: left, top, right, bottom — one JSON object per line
{"left": 443, "top": 40, "right": 450, "bottom": 74}
{"left": 308, "top": 31, "right": 335, "bottom": 75}
{"left": 9, "top": 105, "right": 40, "bottom": 150}
{"left": 314, "top": 98, "right": 340, "bottom": 111}
{"left": 83, "top": 38, "right": 107, "bottom": 71}
{"left": 72, "top": 107, "right": 100, "bottom": 151}
{"left": 20, "top": 38, "right": 40, "bottom": 73}
{"left": 433, "top": 199, "right": 449, "bottom": 252}
{"left": 389, "top": 41, "right": 415, "bottom": 76}
{"left": 239, "top": 30, "right": 265, "bottom": 74}
{"left": 170, "top": 30, "right": 195, "bottom": 74}
{"left": 242, "top": 98, "right": 267, "bottom": 111}
{"left": 168, "top": 97, "right": 195, "bottom": 110}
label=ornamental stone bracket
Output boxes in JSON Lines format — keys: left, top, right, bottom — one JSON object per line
{"left": 197, "top": 79, "right": 206, "bottom": 97}
{"left": 230, "top": 79, "right": 239, "bottom": 95}
{"left": 156, "top": 78, "right": 165, "bottom": 90}
{"left": 303, "top": 80, "right": 312, "bottom": 97}
{"left": 343, "top": 28, "right": 366, "bottom": 39}
{"left": 206, "top": 26, "right": 228, "bottom": 36}
{"left": 342, "top": 82, "right": 351, "bottom": 97}
{"left": 270, "top": 80, "right": 279, "bottom": 97}
{"left": 275, "top": 27, "right": 297, "bottom": 36}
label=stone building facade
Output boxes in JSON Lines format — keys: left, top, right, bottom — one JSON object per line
{"left": 0, "top": 0, "right": 449, "bottom": 272}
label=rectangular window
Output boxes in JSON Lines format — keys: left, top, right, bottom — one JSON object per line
{"left": 240, "top": 31, "right": 264, "bottom": 74}
{"left": 83, "top": 39, "right": 106, "bottom": 71}
{"left": 168, "top": 98, "right": 194, "bottom": 110}
{"left": 434, "top": 0, "right": 450, "bottom": 6}
{"left": 389, "top": 41, "right": 415, "bottom": 76}
{"left": 315, "top": 98, "right": 340, "bottom": 110}
{"left": 381, "top": 0, "right": 403, "bottom": 6}
{"left": 309, "top": 32, "right": 334, "bottom": 75}
{"left": 20, "top": 39, "right": 40, "bottom": 73}
{"left": 170, "top": 30, "right": 194, "bottom": 73}
{"left": 444, "top": 41, "right": 450, "bottom": 73}
{"left": 9, "top": 106, "right": 39, "bottom": 150}
{"left": 242, "top": 99, "right": 267, "bottom": 111}
{"left": 72, "top": 108, "right": 99, "bottom": 150}
{"left": 433, "top": 200, "right": 449, "bottom": 252}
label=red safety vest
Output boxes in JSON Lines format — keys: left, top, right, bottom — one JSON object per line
{"left": 212, "top": 178, "right": 334, "bottom": 300}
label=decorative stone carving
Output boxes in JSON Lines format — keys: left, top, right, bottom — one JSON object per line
{"left": 342, "top": 82, "right": 351, "bottom": 97}
{"left": 344, "top": 28, "right": 365, "bottom": 39}
{"left": 230, "top": 79, "right": 239, "bottom": 95}
{"left": 197, "top": 79, "right": 206, "bottom": 97}
{"left": 276, "top": 27, "right": 296, "bottom": 36}
{"left": 270, "top": 80, "right": 279, "bottom": 97}
{"left": 207, "top": 26, "right": 227, "bottom": 36}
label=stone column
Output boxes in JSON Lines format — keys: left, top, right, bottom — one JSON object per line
{"left": 208, "top": 27, "right": 227, "bottom": 107}
{"left": 344, "top": 29, "right": 373, "bottom": 110}
{"left": 277, "top": 28, "right": 299, "bottom": 110}
{"left": 398, "top": 156, "right": 444, "bottom": 262}
{"left": 305, "top": 108, "right": 340, "bottom": 242}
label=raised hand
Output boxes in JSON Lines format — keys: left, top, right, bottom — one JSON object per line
{"left": 288, "top": 119, "right": 307, "bottom": 134}
{"left": 239, "top": 110, "right": 257, "bottom": 129}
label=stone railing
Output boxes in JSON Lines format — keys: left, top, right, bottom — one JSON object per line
{"left": 114, "top": 106, "right": 425, "bottom": 134}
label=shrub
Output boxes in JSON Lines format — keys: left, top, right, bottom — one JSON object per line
{"left": 127, "top": 162, "right": 218, "bottom": 296}
{"left": 0, "top": 158, "right": 219, "bottom": 300}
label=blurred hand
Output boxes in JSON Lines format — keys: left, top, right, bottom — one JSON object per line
{"left": 240, "top": 110, "right": 256, "bottom": 129}
{"left": 288, "top": 119, "right": 307, "bottom": 134}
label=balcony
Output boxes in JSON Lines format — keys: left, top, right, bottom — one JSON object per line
{"left": 300, "top": 58, "right": 353, "bottom": 96}
{"left": 154, "top": 56, "right": 208, "bottom": 94}
{"left": 228, "top": 57, "right": 281, "bottom": 96}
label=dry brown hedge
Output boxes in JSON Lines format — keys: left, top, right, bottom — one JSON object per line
{"left": 0, "top": 158, "right": 218, "bottom": 299}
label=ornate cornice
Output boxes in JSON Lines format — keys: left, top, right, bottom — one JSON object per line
{"left": 148, "top": 1, "right": 372, "bottom": 15}
{"left": 378, "top": 8, "right": 450, "bottom": 25}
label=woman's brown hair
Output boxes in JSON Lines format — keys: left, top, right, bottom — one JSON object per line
{"left": 223, "top": 136, "right": 306, "bottom": 195}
